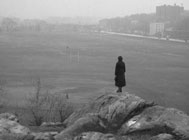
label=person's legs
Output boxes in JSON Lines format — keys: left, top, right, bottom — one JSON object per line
{"left": 117, "top": 87, "right": 122, "bottom": 93}
{"left": 116, "top": 88, "right": 120, "bottom": 93}
{"left": 119, "top": 87, "right": 122, "bottom": 92}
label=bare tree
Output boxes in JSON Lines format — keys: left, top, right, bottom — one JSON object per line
{"left": 39, "top": 92, "right": 74, "bottom": 123}
{"left": 26, "top": 77, "right": 74, "bottom": 126}
{"left": 27, "top": 78, "right": 46, "bottom": 126}
{"left": 53, "top": 94, "right": 74, "bottom": 123}
{"left": 1, "top": 18, "right": 18, "bottom": 32}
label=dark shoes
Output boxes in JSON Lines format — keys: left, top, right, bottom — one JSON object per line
{"left": 116, "top": 87, "right": 122, "bottom": 93}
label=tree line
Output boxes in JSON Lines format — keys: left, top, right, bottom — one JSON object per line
{"left": 99, "top": 13, "right": 189, "bottom": 36}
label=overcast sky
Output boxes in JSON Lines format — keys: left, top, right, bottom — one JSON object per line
{"left": 0, "top": 0, "right": 189, "bottom": 19}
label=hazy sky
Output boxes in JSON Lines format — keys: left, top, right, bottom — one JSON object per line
{"left": 0, "top": 0, "right": 189, "bottom": 19}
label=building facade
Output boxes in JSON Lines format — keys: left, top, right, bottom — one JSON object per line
{"left": 149, "top": 22, "right": 165, "bottom": 36}
{"left": 156, "top": 4, "right": 184, "bottom": 21}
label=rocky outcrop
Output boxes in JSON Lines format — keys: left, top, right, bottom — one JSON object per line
{"left": 0, "top": 113, "right": 56, "bottom": 140}
{"left": 41, "top": 122, "right": 65, "bottom": 127}
{"left": 55, "top": 92, "right": 189, "bottom": 140}
{"left": 0, "top": 112, "right": 19, "bottom": 122}
{"left": 1, "top": 92, "right": 189, "bottom": 140}
{"left": 31, "top": 132, "right": 57, "bottom": 140}
{"left": 0, "top": 118, "right": 30, "bottom": 135}
{"left": 0, "top": 113, "right": 32, "bottom": 140}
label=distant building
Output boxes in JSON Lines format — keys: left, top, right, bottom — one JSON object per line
{"left": 149, "top": 22, "right": 165, "bottom": 36}
{"left": 156, "top": 4, "right": 184, "bottom": 21}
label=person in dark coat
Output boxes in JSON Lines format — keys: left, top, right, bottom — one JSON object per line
{"left": 115, "top": 56, "right": 126, "bottom": 92}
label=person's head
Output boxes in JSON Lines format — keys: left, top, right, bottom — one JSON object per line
{"left": 118, "top": 56, "right": 123, "bottom": 62}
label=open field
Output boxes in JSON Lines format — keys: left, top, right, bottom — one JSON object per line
{"left": 0, "top": 31, "right": 189, "bottom": 113}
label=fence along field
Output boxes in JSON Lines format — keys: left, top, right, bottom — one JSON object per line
{"left": 0, "top": 31, "right": 189, "bottom": 119}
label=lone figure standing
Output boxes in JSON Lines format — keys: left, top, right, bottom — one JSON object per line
{"left": 115, "top": 56, "right": 126, "bottom": 92}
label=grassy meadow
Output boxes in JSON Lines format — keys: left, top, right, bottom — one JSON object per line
{"left": 0, "top": 31, "right": 189, "bottom": 114}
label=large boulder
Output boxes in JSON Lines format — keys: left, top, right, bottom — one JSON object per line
{"left": 0, "top": 113, "right": 32, "bottom": 140}
{"left": 55, "top": 92, "right": 189, "bottom": 140}
{"left": 0, "top": 133, "right": 34, "bottom": 140}
{"left": 0, "top": 112, "right": 19, "bottom": 122}
{"left": 151, "top": 134, "right": 174, "bottom": 140}
{"left": 119, "top": 106, "right": 189, "bottom": 139}
{"left": 31, "top": 132, "right": 56, "bottom": 140}
{"left": 75, "top": 132, "right": 119, "bottom": 140}
{"left": 64, "top": 93, "right": 154, "bottom": 127}
{"left": 41, "top": 122, "right": 65, "bottom": 127}
{"left": 0, "top": 113, "right": 57, "bottom": 140}
{"left": 0, "top": 118, "right": 30, "bottom": 135}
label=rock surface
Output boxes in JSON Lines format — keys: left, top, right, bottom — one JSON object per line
{"left": 0, "top": 118, "right": 30, "bottom": 135}
{"left": 1, "top": 92, "right": 189, "bottom": 140}
{"left": 32, "top": 132, "right": 56, "bottom": 140}
{"left": 0, "top": 112, "right": 19, "bottom": 122}
{"left": 0, "top": 113, "right": 32, "bottom": 140}
{"left": 0, "top": 113, "right": 56, "bottom": 140}
{"left": 41, "top": 122, "right": 65, "bottom": 127}
{"left": 55, "top": 92, "right": 189, "bottom": 140}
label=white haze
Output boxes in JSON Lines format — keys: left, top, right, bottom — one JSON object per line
{"left": 0, "top": 0, "right": 188, "bottom": 19}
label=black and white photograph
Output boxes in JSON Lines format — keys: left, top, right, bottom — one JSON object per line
{"left": 0, "top": 0, "right": 189, "bottom": 139}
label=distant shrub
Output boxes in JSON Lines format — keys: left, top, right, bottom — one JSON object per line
{"left": 26, "top": 78, "right": 74, "bottom": 126}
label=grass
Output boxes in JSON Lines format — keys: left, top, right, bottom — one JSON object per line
{"left": 0, "top": 31, "right": 189, "bottom": 115}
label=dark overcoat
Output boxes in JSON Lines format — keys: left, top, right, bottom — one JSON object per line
{"left": 115, "top": 61, "right": 126, "bottom": 87}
